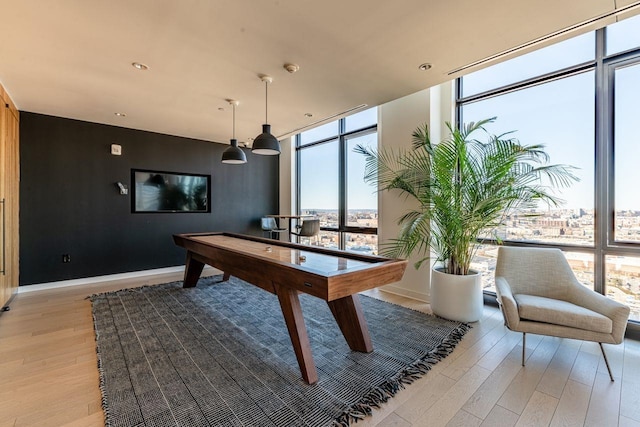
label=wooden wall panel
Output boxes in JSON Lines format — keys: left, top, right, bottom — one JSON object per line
{"left": 0, "top": 83, "right": 19, "bottom": 309}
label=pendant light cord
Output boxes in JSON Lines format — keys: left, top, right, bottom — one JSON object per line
{"left": 265, "top": 80, "right": 268, "bottom": 123}
{"left": 232, "top": 102, "right": 236, "bottom": 139}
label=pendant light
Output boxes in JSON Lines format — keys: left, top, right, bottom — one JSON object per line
{"left": 251, "top": 75, "right": 281, "bottom": 155}
{"left": 221, "top": 100, "right": 247, "bottom": 164}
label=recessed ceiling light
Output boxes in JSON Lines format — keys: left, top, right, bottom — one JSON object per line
{"left": 131, "top": 62, "right": 149, "bottom": 71}
{"left": 114, "top": 112, "right": 126, "bottom": 117}
{"left": 418, "top": 63, "right": 432, "bottom": 71}
{"left": 304, "top": 113, "right": 313, "bottom": 118}
{"left": 283, "top": 63, "right": 300, "bottom": 73}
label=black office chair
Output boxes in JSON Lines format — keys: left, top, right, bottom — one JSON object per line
{"left": 290, "top": 219, "right": 320, "bottom": 244}
{"left": 260, "top": 217, "right": 287, "bottom": 239}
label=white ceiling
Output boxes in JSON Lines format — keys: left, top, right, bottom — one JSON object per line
{"left": 0, "top": 0, "right": 638, "bottom": 146}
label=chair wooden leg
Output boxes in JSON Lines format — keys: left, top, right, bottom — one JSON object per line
{"left": 599, "top": 342, "right": 614, "bottom": 382}
{"left": 522, "top": 332, "right": 526, "bottom": 366}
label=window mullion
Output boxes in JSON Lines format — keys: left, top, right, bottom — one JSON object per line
{"left": 338, "top": 119, "right": 347, "bottom": 249}
{"left": 594, "top": 27, "right": 608, "bottom": 295}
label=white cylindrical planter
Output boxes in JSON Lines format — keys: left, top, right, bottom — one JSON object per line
{"left": 430, "top": 268, "right": 483, "bottom": 322}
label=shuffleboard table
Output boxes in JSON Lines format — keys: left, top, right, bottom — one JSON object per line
{"left": 173, "top": 232, "right": 407, "bottom": 384}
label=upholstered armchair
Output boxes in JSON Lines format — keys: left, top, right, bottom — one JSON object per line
{"left": 495, "top": 246, "right": 630, "bottom": 381}
{"left": 290, "top": 219, "right": 320, "bottom": 244}
{"left": 260, "top": 217, "right": 287, "bottom": 239}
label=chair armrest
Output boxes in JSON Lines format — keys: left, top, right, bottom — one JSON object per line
{"left": 495, "top": 276, "right": 520, "bottom": 330}
{"left": 569, "top": 283, "right": 630, "bottom": 343}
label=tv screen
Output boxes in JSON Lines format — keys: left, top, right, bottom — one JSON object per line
{"left": 131, "top": 169, "right": 210, "bottom": 213}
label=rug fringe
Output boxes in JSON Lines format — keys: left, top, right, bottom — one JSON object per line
{"left": 85, "top": 282, "right": 176, "bottom": 301}
{"left": 84, "top": 275, "right": 225, "bottom": 302}
{"left": 332, "top": 322, "right": 470, "bottom": 426}
{"left": 90, "top": 303, "right": 113, "bottom": 427}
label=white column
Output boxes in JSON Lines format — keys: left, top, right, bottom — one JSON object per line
{"left": 377, "top": 81, "right": 454, "bottom": 302}
{"left": 278, "top": 136, "right": 295, "bottom": 240}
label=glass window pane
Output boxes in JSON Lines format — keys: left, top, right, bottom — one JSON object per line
{"left": 606, "top": 255, "right": 640, "bottom": 322}
{"left": 299, "top": 141, "right": 338, "bottom": 224}
{"left": 303, "top": 230, "right": 339, "bottom": 249}
{"left": 299, "top": 121, "right": 339, "bottom": 145}
{"left": 613, "top": 62, "right": 640, "bottom": 243}
{"left": 566, "top": 251, "right": 595, "bottom": 290}
{"left": 345, "top": 233, "right": 378, "bottom": 255}
{"left": 462, "top": 32, "right": 594, "bottom": 97}
{"left": 315, "top": 210, "right": 339, "bottom": 229}
{"left": 345, "top": 107, "right": 377, "bottom": 133}
{"left": 346, "top": 131, "right": 378, "bottom": 227}
{"left": 474, "top": 246, "right": 594, "bottom": 293}
{"left": 472, "top": 244, "right": 499, "bottom": 292}
{"left": 606, "top": 14, "right": 640, "bottom": 56}
{"left": 462, "top": 71, "right": 595, "bottom": 246}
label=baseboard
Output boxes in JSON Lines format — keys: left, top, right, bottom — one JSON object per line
{"left": 379, "top": 284, "right": 430, "bottom": 303}
{"left": 19, "top": 265, "right": 221, "bottom": 293}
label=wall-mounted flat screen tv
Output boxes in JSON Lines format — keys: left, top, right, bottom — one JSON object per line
{"left": 131, "top": 169, "right": 210, "bottom": 213}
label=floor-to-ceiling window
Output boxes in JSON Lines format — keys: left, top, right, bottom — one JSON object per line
{"left": 457, "top": 14, "right": 640, "bottom": 322}
{"left": 296, "top": 107, "right": 378, "bottom": 253}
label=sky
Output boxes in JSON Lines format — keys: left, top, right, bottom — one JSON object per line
{"left": 462, "top": 71, "right": 595, "bottom": 210}
{"left": 299, "top": 109, "right": 378, "bottom": 211}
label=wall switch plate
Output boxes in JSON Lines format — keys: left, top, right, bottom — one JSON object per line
{"left": 111, "top": 144, "right": 122, "bottom": 155}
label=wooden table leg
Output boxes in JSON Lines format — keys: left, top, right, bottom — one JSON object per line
{"left": 273, "top": 282, "right": 318, "bottom": 384}
{"left": 222, "top": 272, "right": 231, "bottom": 281}
{"left": 183, "top": 251, "right": 205, "bottom": 288}
{"left": 327, "top": 294, "right": 373, "bottom": 352}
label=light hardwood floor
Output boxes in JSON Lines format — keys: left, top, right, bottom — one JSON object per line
{"left": 0, "top": 273, "right": 639, "bottom": 427}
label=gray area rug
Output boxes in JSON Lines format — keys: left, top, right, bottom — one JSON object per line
{"left": 90, "top": 275, "right": 469, "bottom": 427}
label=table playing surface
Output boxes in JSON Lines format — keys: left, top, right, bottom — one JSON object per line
{"left": 188, "top": 234, "right": 373, "bottom": 275}
{"left": 173, "top": 232, "right": 407, "bottom": 384}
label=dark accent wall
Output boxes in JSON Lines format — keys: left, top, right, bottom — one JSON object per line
{"left": 20, "top": 112, "right": 279, "bottom": 285}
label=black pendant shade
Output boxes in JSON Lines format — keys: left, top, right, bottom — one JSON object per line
{"left": 251, "top": 124, "right": 281, "bottom": 155}
{"left": 221, "top": 99, "right": 246, "bottom": 164}
{"left": 221, "top": 138, "right": 247, "bottom": 164}
{"left": 252, "top": 75, "right": 281, "bottom": 156}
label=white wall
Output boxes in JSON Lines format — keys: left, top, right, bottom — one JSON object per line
{"left": 377, "top": 82, "right": 454, "bottom": 302}
{"left": 377, "top": 89, "right": 431, "bottom": 301}
{"left": 429, "top": 81, "right": 455, "bottom": 145}
{"left": 278, "top": 136, "right": 294, "bottom": 217}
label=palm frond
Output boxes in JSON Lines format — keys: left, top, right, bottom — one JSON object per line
{"left": 357, "top": 118, "right": 579, "bottom": 275}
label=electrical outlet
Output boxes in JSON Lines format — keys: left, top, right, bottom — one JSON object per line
{"left": 62, "top": 254, "right": 71, "bottom": 263}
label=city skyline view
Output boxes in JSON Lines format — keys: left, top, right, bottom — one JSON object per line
{"left": 300, "top": 205, "right": 640, "bottom": 322}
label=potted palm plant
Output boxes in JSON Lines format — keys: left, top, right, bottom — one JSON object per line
{"left": 356, "top": 118, "right": 578, "bottom": 322}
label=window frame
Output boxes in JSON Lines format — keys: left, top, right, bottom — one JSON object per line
{"left": 604, "top": 52, "right": 640, "bottom": 248}
{"left": 295, "top": 115, "right": 378, "bottom": 250}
